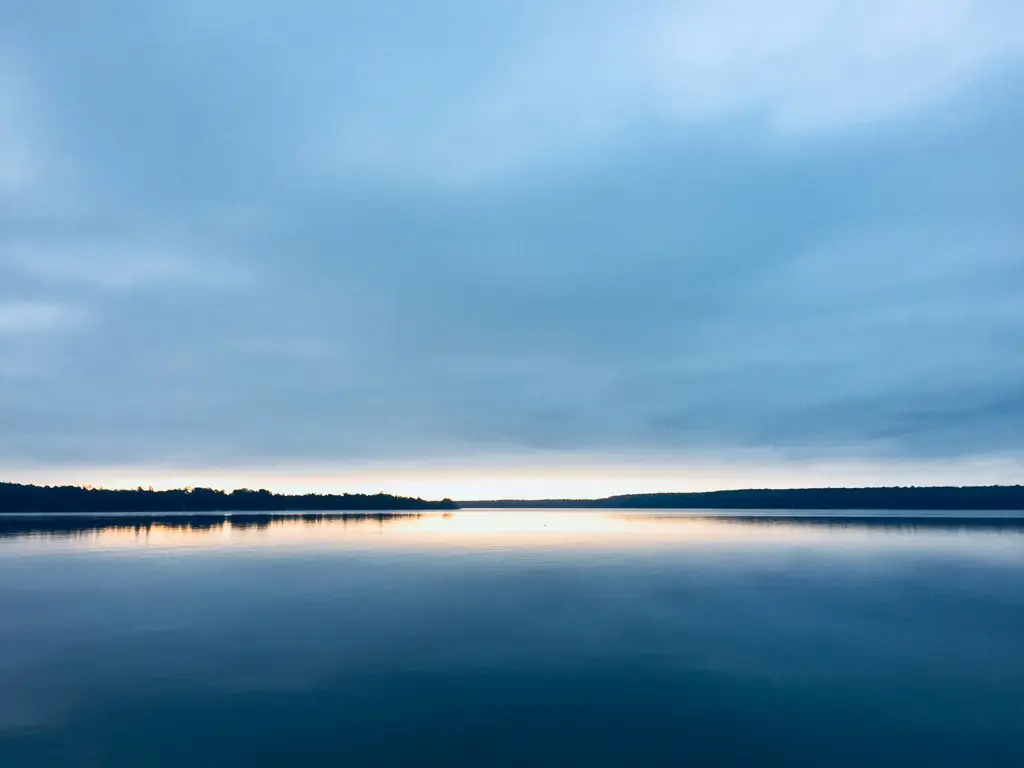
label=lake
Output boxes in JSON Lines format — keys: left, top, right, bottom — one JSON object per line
{"left": 1, "top": 510, "right": 1022, "bottom": 766}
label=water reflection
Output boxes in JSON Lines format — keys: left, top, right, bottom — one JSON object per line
{"left": 2, "top": 510, "right": 1022, "bottom": 555}
{"left": 0, "top": 512, "right": 421, "bottom": 540}
{"left": 1, "top": 510, "right": 1022, "bottom": 766}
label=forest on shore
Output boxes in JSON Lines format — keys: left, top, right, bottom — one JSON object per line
{"left": 0, "top": 482, "right": 456, "bottom": 513}
{"left": 5, "top": 482, "right": 1023, "bottom": 514}
{"left": 461, "top": 485, "right": 1024, "bottom": 510}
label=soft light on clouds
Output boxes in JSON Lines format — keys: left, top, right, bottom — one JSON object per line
{"left": 312, "top": 0, "right": 1024, "bottom": 182}
{"left": 1, "top": 240, "right": 254, "bottom": 290}
{"left": 0, "top": 56, "right": 42, "bottom": 198}
{"left": 0, "top": 0, "right": 1021, "bottom": 493}
{"left": 647, "top": 0, "right": 1024, "bottom": 132}
{"left": 0, "top": 302, "right": 89, "bottom": 336}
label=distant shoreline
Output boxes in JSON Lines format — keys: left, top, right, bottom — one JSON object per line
{"left": 459, "top": 485, "right": 1024, "bottom": 511}
{"left": 4, "top": 482, "right": 1023, "bottom": 514}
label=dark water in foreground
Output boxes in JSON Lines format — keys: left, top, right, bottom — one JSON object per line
{"left": 1, "top": 510, "right": 1022, "bottom": 766}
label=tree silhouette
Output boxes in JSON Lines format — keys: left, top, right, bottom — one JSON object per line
{"left": 0, "top": 482, "right": 458, "bottom": 513}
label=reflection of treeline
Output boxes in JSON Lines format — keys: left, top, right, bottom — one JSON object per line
{"left": 0, "top": 512, "right": 421, "bottom": 539}
{"left": 0, "top": 482, "right": 457, "bottom": 514}
{"left": 464, "top": 486, "right": 1024, "bottom": 511}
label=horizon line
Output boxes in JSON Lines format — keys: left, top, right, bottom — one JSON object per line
{"left": 5, "top": 478, "right": 1024, "bottom": 501}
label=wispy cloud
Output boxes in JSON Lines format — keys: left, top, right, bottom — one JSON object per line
{"left": 642, "top": 0, "right": 1024, "bottom": 132}
{"left": 312, "top": 0, "right": 1024, "bottom": 182}
{"left": 0, "top": 301, "right": 89, "bottom": 336}
{"left": 1, "top": 240, "right": 254, "bottom": 290}
{"left": 0, "top": 56, "right": 43, "bottom": 199}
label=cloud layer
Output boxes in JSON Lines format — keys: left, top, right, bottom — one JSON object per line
{"left": 1, "top": 1, "right": 1022, "bottom": 487}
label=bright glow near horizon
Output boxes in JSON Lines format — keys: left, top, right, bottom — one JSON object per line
{"left": 6, "top": 454, "right": 1022, "bottom": 500}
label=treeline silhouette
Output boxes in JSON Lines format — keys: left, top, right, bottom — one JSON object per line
{"left": 0, "top": 482, "right": 457, "bottom": 514}
{"left": 462, "top": 486, "right": 1024, "bottom": 511}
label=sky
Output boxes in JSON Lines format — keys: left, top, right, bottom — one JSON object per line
{"left": 1, "top": 1, "right": 1023, "bottom": 498}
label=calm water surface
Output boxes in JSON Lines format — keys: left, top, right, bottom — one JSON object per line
{"left": 1, "top": 510, "right": 1022, "bottom": 766}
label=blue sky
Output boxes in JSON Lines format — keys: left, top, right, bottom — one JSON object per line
{"left": 1, "top": 1, "right": 1022, "bottom": 497}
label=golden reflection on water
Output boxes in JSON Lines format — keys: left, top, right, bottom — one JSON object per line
{"left": 2, "top": 510, "right": 1023, "bottom": 558}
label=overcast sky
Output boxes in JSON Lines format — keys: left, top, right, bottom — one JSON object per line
{"left": 2, "top": 1, "right": 1023, "bottom": 497}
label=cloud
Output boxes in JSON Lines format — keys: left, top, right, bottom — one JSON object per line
{"left": 0, "top": 0, "right": 1021, "bottom": 485}
{"left": 7, "top": 1, "right": 1021, "bottom": 187}
{"left": 643, "top": 0, "right": 1024, "bottom": 132}
{"left": 0, "top": 301, "right": 90, "bottom": 382}
{"left": 0, "top": 56, "right": 43, "bottom": 199}
{"left": 1, "top": 239, "right": 253, "bottom": 290}
{"left": 0, "top": 302, "right": 89, "bottom": 336}
{"left": 306, "top": 0, "right": 1024, "bottom": 182}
